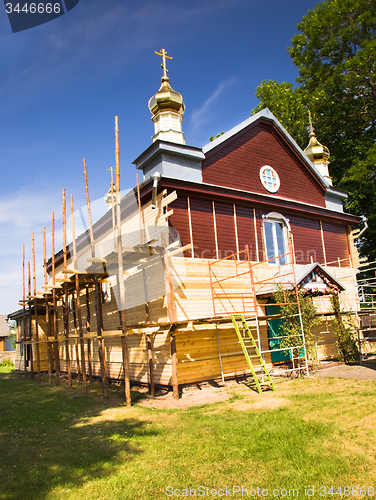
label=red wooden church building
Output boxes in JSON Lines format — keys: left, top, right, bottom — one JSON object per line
{"left": 11, "top": 51, "right": 363, "bottom": 390}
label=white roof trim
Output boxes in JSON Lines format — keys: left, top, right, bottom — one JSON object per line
{"left": 202, "top": 108, "right": 330, "bottom": 190}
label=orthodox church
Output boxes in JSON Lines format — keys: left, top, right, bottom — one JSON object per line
{"left": 10, "top": 50, "right": 364, "bottom": 391}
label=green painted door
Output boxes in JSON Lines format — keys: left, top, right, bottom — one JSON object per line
{"left": 266, "top": 299, "right": 291, "bottom": 363}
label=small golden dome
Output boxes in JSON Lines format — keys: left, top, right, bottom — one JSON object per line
{"left": 304, "top": 111, "right": 330, "bottom": 163}
{"left": 304, "top": 131, "right": 330, "bottom": 163}
{"left": 148, "top": 76, "right": 185, "bottom": 116}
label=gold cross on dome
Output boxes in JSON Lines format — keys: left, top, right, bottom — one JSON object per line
{"left": 107, "top": 167, "right": 115, "bottom": 184}
{"left": 155, "top": 48, "right": 172, "bottom": 78}
{"left": 308, "top": 109, "right": 314, "bottom": 135}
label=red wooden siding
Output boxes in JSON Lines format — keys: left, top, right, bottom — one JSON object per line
{"left": 288, "top": 214, "right": 325, "bottom": 265}
{"left": 168, "top": 196, "right": 192, "bottom": 257}
{"left": 322, "top": 222, "right": 350, "bottom": 264}
{"left": 169, "top": 193, "right": 351, "bottom": 268}
{"left": 202, "top": 122, "right": 326, "bottom": 208}
{"left": 236, "top": 205, "right": 259, "bottom": 261}
{"left": 214, "top": 202, "right": 237, "bottom": 259}
{"left": 190, "top": 198, "right": 217, "bottom": 259}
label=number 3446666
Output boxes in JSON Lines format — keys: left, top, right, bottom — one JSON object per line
{"left": 319, "top": 486, "right": 374, "bottom": 496}
{"left": 6, "top": 3, "right": 61, "bottom": 14}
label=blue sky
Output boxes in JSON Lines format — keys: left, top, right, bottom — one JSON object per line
{"left": 0, "top": 0, "right": 320, "bottom": 314}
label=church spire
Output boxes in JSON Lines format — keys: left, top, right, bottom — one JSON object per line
{"left": 148, "top": 49, "right": 185, "bottom": 145}
{"left": 304, "top": 110, "right": 332, "bottom": 185}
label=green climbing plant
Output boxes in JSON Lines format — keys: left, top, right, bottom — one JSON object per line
{"left": 272, "top": 286, "right": 320, "bottom": 365}
{"left": 330, "top": 294, "right": 360, "bottom": 364}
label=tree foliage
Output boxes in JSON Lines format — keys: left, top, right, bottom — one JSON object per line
{"left": 251, "top": 81, "right": 309, "bottom": 148}
{"left": 252, "top": 0, "right": 376, "bottom": 261}
{"left": 288, "top": 0, "right": 376, "bottom": 181}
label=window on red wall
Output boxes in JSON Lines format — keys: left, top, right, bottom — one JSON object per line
{"left": 262, "top": 213, "right": 290, "bottom": 265}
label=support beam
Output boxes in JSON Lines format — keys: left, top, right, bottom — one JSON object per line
{"left": 70, "top": 192, "right": 88, "bottom": 393}
{"left": 62, "top": 190, "right": 73, "bottom": 389}
{"left": 83, "top": 163, "right": 108, "bottom": 400}
{"left": 22, "top": 246, "right": 27, "bottom": 378}
{"left": 71, "top": 291, "right": 81, "bottom": 383}
{"left": 32, "top": 232, "right": 41, "bottom": 382}
{"left": 85, "top": 287, "right": 93, "bottom": 383}
{"left": 28, "top": 261, "right": 34, "bottom": 378}
{"left": 115, "top": 116, "right": 131, "bottom": 407}
{"left": 170, "top": 327, "right": 179, "bottom": 400}
{"left": 51, "top": 212, "right": 61, "bottom": 385}
{"left": 43, "top": 227, "right": 53, "bottom": 385}
{"left": 146, "top": 333, "right": 155, "bottom": 397}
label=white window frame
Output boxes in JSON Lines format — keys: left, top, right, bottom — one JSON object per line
{"left": 259, "top": 165, "right": 280, "bottom": 193}
{"left": 262, "top": 212, "right": 290, "bottom": 265}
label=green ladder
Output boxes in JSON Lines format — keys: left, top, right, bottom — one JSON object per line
{"left": 231, "top": 314, "right": 276, "bottom": 394}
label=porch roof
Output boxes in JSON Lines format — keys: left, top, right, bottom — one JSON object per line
{"left": 256, "top": 263, "right": 345, "bottom": 298}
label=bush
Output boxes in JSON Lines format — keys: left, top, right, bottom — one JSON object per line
{"left": 0, "top": 359, "right": 15, "bottom": 367}
{"left": 330, "top": 294, "right": 360, "bottom": 364}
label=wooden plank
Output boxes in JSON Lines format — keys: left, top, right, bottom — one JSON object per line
{"left": 161, "top": 209, "right": 174, "bottom": 220}
{"left": 161, "top": 190, "right": 177, "bottom": 208}
{"left": 167, "top": 243, "right": 192, "bottom": 258}
{"left": 170, "top": 328, "right": 179, "bottom": 399}
{"left": 62, "top": 269, "right": 88, "bottom": 275}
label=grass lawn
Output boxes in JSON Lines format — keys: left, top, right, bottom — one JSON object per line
{"left": 0, "top": 370, "right": 375, "bottom": 500}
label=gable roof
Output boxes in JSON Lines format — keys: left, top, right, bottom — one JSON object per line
{"left": 256, "top": 262, "right": 345, "bottom": 298}
{"left": 203, "top": 108, "right": 332, "bottom": 193}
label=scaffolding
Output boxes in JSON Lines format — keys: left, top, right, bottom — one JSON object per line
{"left": 209, "top": 246, "right": 310, "bottom": 382}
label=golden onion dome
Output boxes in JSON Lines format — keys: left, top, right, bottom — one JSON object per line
{"left": 304, "top": 111, "right": 330, "bottom": 163}
{"left": 148, "top": 76, "right": 185, "bottom": 116}
{"left": 304, "top": 131, "right": 330, "bottom": 163}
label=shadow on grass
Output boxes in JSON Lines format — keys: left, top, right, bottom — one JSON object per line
{"left": 0, "top": 373, "right": 158, "bottom": 500}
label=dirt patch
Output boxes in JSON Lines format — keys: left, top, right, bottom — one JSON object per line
{"left": 137, "top": 384, "right": 232, "bottom": 410}
{"left": 312, "top": 364, "right": 376, "bottom": 381}
{"left": 135, "top": 380, "right": 290, "bottom": 411}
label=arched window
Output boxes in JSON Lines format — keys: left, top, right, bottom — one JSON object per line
{"left": 262, "top": 212, "right": 290, "bottom": 265}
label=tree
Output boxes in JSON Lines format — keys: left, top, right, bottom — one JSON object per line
{"left": 251, "top": 80, "right": 310, "bottom": 149}
{"left": 341, "top": 143, "right": 376, "bottom": 263}
{"left": 252, "top": 0, "right": 376, "bottom": 261}
{"left": 288, "top": 0, "right": 376, "bottom": 182}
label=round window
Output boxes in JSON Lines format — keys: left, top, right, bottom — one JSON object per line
{"left": 259, "top": 165, "right": 280, "bottom": 193}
